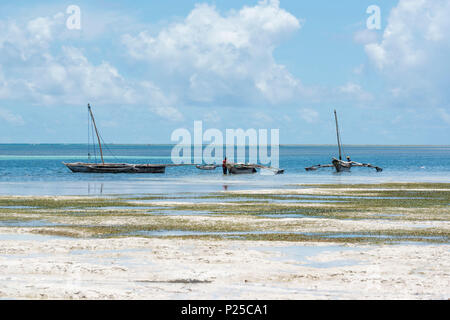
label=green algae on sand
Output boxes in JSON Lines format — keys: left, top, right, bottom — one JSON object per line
{"left": 1, "top": 183, "right": 449, "bottom": 244}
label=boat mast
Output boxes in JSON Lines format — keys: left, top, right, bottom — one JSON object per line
{"left": 334, "top": 109, "right": 342, "bottom": 160}
{"left": 87, "top": 103, "right": 104, "bottom": 164}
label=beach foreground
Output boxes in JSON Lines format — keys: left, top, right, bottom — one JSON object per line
{"left": 0, "top": 234, "right": 448, "bottom": 299}
{"left": 0, "top": 183, "right": 449, "bottom": 299}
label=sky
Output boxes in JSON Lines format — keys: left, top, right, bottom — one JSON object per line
{"left": 0, "top": 0, "right": 449, "bottom": 144}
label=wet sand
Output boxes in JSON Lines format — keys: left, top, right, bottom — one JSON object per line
{"left": 0, "top": 183, "right": 449, "bottom": 299}
{"left": 0, "top": 230, "right": 448, "bottom": 299}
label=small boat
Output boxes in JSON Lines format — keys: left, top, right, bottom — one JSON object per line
{"left": 196, "top": 164, "right": 218, "bottom": 170}
{"left": 63, "top": 104, "right": 167, "bottom": 174}
{"left": 226, "top": 162, "right": 284, "bottom": 174}
{"left": 305, "top": 110, "right": 382, "bottom": 173}
{"left": 227, "top": 164, "right": 257, "bottom": 174}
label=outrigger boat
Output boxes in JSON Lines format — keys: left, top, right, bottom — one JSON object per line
{"left": 63, "top": 104, "right": 167, "bottom": 173}
{"left": 195, "top": 162, "right": 284, "bottom": 174}
{"left": 305, "top": 110, "right": 382, "bottom": 173}
{"left": 227, "top": 163, "right": 257, "bottom": 174}
{"left": 227, "top": 163, "right": 284, "bottom": 174}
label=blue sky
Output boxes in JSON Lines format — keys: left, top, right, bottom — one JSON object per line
{"left": 0, "top": 0, "right": 449, "bottom": 144}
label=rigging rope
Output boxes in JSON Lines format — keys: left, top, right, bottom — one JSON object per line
{"left": 89, "top": 111, "right": 98, "bottom": 163}
{"left": 97, "top": 130, "right": 120, "bottom": 162}
{"left": 339, "top": 120, "right": 347, "bottom": 159}
{"left": 92, "top": 120, "right": 97, "bottom": 162}
{"left": 86, "top": 104, "right": 120, "bottom": 163}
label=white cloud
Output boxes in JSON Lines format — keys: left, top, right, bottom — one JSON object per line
{"left": 299, "top": 108, "right": 319, "bottom": 123}
{"left": 140, "top": 81, "right": 184, "bottom": 121}
{"left": 0, "top": 13, "right": 183, "bottom": 121}
{"left": 202, "top": 110, "right": 221, "bottom": 123}
{"left": 0, "top": 67, "right": 9, "bottom": 98}
{"left": 27, "top": 16, "right": 55, "bottom": 43}
{"left": 151, "top": 105, "right": 184, "bottom": 122}
{"left": 353, "top": 29, "right": 378, "bottom": 45}
{"left": 364, "top": 0, "right": 444, "bottom": 70}
{"left": 0, "top": 108, "right": 25, "bottom": 125}
{"left": 0, "top": 13, "right": 65, "bottom": 61}
{"left": 21, "top": 46, "right": 136, "bottom": 106}
{"left": 122, "top": 0, "right": 303, "bottom": 104}
{"left": 352, "top": 64, "right": 365, "bottom": 75}
{"left": 0, "top": 14, "right": 122, "bottom": 104}
{"left": 437, "top": 108, "right": 450, "bottom": 125}
{"left": 364, "top": 0, "right": 450, "bottom": 106}
{"left": 338, "top": 82, "right": 373, "bottom": 101}
{"left": 253, "top": 112, "right": 273, "bottom": 123}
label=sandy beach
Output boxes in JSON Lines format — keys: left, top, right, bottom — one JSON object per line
{"left": 0, "top": 230, "right": 448, "bottom": 299}
{"left": 0, "top": 183, "right": 449, "bottom": 299}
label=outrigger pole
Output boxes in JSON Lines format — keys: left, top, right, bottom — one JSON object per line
{"left": 87, "top": 103, "right": 104, "bottom": 164}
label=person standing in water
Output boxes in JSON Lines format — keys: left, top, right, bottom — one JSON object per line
{"left": 222, "top": 157, "right": 228, "bottom": 175}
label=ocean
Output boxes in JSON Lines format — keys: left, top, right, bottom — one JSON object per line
{"left": 0, "top": 144, "right": 448, "bottom": 195}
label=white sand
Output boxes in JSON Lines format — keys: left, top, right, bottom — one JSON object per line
{"left": 0, "top": 230, "right": 448, "bottom": 299}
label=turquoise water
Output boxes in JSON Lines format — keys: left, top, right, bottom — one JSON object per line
{"left": 0, "top": 144, "right": 448, "bottom": 195}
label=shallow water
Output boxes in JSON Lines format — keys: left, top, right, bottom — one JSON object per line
{"left": 0, "top": 144, "right": 449, "bottom": 196}
{"left": 147, "top": 209, "right": 222, "bottom": 216}
{"left": 258, "top": 213, "right": 310, "bottom": 218}
{"left": 125, "top": 230, "right": 448, "bottom": 242}
{"left": 256, "top": 245, "right": 360, "bottom": 268}
{"left": 0, "top": 206, "right": 38, "bottom": 209}
{"left": 0, "top": 220, "right": 60, "bottom": 227}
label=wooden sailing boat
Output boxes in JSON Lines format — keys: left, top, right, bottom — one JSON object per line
{"left": 226, "top": 163, "right": 284, "bottom": 174}
{"left": 305, "top": 110, "right": 382, "bottom": 173}
{"left": 63, "top": 104, "right": 166, "bottom": 173}
{"left": 226, "top": 163, "right": 258, "bottom": 174}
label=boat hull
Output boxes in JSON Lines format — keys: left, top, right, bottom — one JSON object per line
{"left": 228, "top": 165, "right": 257, "bottom": 174}
{"left": 63, "top": 162, "right": 166, "bottom": 173}
{"left": 332, "top": 159, "right": 351, "bottom": 172}
{"left": 196, "top": 164, "right": 218, "bottom": 170}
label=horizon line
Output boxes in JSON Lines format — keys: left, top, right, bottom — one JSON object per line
{"left": 0, "top": 143, "right": 449, "bottom": 147}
